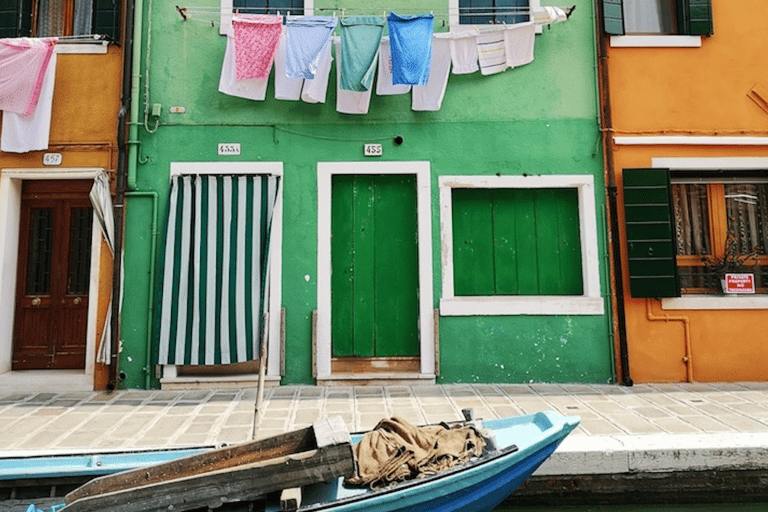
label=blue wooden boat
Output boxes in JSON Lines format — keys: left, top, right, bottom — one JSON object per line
{"left": 26, "top": 410, "right": 578, "bottom": 512}
{"left": 297, "top": 411, "right": 579, "bottom": 512}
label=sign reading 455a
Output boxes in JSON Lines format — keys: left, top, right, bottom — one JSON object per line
{"left": 218, "top": 143, "right": 241, "bottom": 156}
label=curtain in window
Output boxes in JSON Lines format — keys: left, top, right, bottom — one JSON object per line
{"left": 158, "top": 174, "right": 280, "bottom": 366}
{"left": 725, "top": 183, "right": 768, "bottom": 256}
{"left": 623, "top": 0, "right": 677, "bottom": 34}
{"left": 672, "top": 184, "right": 710, "bottom": 255}
{"left": 73, "top": 0, "right": 93, "bottom": 35}
{"left": 36, "top": 0, "right": 66, "bottom": 36}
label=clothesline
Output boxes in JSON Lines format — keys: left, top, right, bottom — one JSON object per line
{"left": 175, "top": 5, "right": 573, "bottom": 17}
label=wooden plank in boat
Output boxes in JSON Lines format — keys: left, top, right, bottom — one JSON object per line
{"left": 61, "top": 443, "right": 355, "bottom": 512}
{"left": 65, "top": 426, "right": 317, "bottom": 504}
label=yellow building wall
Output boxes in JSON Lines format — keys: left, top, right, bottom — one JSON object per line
{"left": 0, "top": 44, "right": 122, "bottom": 390}
{"left": 606, "top": 0, "right": 768, "bottom": 382}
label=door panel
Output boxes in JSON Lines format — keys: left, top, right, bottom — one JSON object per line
{"left": 331, "top": 174, "right": 418, "bottom": 359}
{"left": 13, "top": 181, "right": 92, "bottom": 370}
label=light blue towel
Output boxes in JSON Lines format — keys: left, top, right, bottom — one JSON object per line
{"left": 338, "top": 16, "right": 385, "bottom": 91}
{"left": 387, "top": 13, "right": 434, "bottom": 86}
{"left": 285, "top": 16, "right": 337, "bottom": 80}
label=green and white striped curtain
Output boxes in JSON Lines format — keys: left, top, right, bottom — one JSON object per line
{"left": 158, "top": 174, "right": 280, "bottom": 365}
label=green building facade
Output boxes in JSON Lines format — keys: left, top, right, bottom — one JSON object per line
{"left": 119, "top": 0, "right": 615, "bottom": 389}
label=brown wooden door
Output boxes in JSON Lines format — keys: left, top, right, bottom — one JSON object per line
{"left": 12, "top": 180, "right": 93, "bottom": 370}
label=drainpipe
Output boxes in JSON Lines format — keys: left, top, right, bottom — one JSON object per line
{"left": 593, "top": 0, "right": 632, "bottom": 385}
{"left": 645, "top": 299, "right": 693, "bottom": 382}
{"left": 110, "top": 0, "right": 137, "bottom": 391}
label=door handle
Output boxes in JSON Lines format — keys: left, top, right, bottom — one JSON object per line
{"left": 31, "top": 297, "right": 41, "bottom": 306}
{"left": 73, "top": 297, "right": 82, "bottom": 305}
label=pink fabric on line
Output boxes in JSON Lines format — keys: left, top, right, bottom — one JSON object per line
{"left": 233, "top": 15, "right": 283, "bottom": 80}
{"left": 0, "top": 37, "right": 57, "bottom": 116}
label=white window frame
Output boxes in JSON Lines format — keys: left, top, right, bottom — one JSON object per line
{"left": 439, "top": 175, "right": 604, "bottom": 316}
{"left": 220, "top": 0, "right": 314, "bottom": 35}
{"left": 652, "top": 157, "right": 768, "bottom": 311}
{"left": 448, "top": 0, "right": 541, "bottom": 31}
{"left": 163, "top": 162, "right": 284, "bottom": 380}
{"left": 316, "top": 161, "right": 435, "bottom": 381}
{"left": 610, "top": 35, "right": 701, "bottom": 48}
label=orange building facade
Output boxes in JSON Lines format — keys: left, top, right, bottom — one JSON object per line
{"left": 600, "top": 0, "right": 768, "bottom": 383}
{"left": 0, "top": 25, "right": 124, "bottom": 391}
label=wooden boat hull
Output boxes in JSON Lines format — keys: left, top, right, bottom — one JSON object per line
{"left": 299, "top": 412, "right": 578, "bottom": 512}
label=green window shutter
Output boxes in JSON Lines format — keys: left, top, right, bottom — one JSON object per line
{"left": 452, "top": 188, "right": 583, "bottom": 296}
{"left": 92, "top": 0, "right": 120, "bottom": 40}
{"left": 679, "top": 0, "right": 713, "bottom": 36}
{"left": 602, "top": 0, "right": 624, "bottom": 35}
{"left": 0, "top": 0, "right": 32, "bottom": 38}
{"left": 623, "top": 168, "right": 680, "bottom": 298}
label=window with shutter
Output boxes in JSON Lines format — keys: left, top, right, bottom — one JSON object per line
{"left": 448, "top": 0, "right": 539, "bottom": 27}
{"left": 603, "top": 0, "right": 712, "bottom": 36}
{"left": 439, "top": 175, "right": 604, "bottom": 317}
{"left": 0, "top": 0, "right": 119, "bottom": 40}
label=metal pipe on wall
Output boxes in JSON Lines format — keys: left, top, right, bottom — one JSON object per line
{"left": 645, "top": 298, "right": 693, "bottom": 382}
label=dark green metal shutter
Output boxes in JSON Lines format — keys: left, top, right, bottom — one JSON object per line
{"left": 679, "top": 0, "right": 713, "bottom": 36}
{"left": 602, "top": 0, "right": 624, "bottom": 35}
{"left": 623, "top": 168, "right": 680, "bottom": 298}
{"left": 92, "top": 0, "right": 120, "bottom": 41}
{"left": 0, "top": 0, "right": 32, "bottom": 38}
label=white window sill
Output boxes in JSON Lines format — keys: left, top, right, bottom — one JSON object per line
{"left": 56, "top": 42, "right": 109, "bottom": 55}
{"left": 610, "top": 35, "right": 701, "bottom": 48}
{"left": 440, "top": 296, "right": 605, "bottom": 316}
{"left": 661, "top": 296, "right": 768, "bottom": 310}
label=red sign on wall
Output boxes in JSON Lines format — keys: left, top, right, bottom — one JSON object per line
{"left": 724, "top": 273, "right": 755, "bottom": 294}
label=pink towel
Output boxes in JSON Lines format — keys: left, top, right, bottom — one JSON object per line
{"left": 233, "top": 15, "right": 283, "bottom": 80}
{"left": 0, "top": 37, "right": 57, "bottom": 116}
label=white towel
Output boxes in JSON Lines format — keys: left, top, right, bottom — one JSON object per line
{"left": 335, "top": 38, "right": 372, "bottom": 114}
{"left": 219, "top": 34, "right": 269, "bottom": 101}
{"left": 301, "top": 39, "right": 333, "bottom": 104}
{"left": 448, "top": 28, "right": 479, "bottom": 75}
{"left": 376, "top": 37, "right": 411, "bottom": 96}
{"left": 476, "top": 26, "right": 507, "bottom": 76}
{"left": 1, "top": 52, "right": 56, "bottom": 153}
{"left": 274, "top": 32, "right": 304, "bottom": 101}
{"left": 504, "top": 21, "right": 535, "bottom": 69}
{"left": 411, "top": 35, "right": 451, "bottom": 112}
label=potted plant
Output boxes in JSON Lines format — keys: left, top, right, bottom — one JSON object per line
{"left": 701, "top": 232, "right": 759, "bottom": 294}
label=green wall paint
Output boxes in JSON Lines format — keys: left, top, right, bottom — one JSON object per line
{"left": 119, "top": 0, "right": 613, "bottom": 388}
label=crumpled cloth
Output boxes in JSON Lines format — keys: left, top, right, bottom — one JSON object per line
{"left": 347, "top": 416, "right": 486, "bottom": 489}
{"left": 232, "top": 14, "right": 282, "bottom": 80}
{"left": 0, "top": 37, "right": 57, "bottom": 115}
{"left": 285, "top": 16, "right": 337, "bottom": 79}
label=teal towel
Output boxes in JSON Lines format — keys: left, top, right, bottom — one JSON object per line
{"left": 339, "top": 16, "right": 385, "bottom": 91}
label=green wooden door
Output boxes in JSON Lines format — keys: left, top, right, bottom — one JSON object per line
{"left": 331, "top": 174, "right": 419, "bottom": 358}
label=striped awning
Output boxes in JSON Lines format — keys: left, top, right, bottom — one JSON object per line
{"left": 158, "top": 174, "right": 280, "bottom": 365}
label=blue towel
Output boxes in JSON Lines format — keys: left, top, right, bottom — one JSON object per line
{"left": 338, "top": 16, "right": 385, "bottom": 91}
{"left": 285, "top": 16, "right": 337, "bottom": 80}
{"left": 387, "top": 13, "right": 434, "bottom": 86}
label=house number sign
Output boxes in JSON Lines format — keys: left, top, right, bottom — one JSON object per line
{"left": 218, "top": 143, "right": 241, "bottom": 156}
{"left": 364, "top": 144, "right": 382, "bottom": 157}
{"left": 43, "top": 153, "right": 62, "bottom": 166}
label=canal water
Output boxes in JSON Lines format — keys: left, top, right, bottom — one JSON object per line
{"left": 498, "top": 505, "right": 768, "bottom": 511}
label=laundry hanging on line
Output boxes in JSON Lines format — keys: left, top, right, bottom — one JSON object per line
{"left": 220, "top": 12, "right": 544, "bottom": 113}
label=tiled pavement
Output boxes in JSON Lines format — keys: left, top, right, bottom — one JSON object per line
{"left": 3, "top": 382, "right": 768, "bottom": 457}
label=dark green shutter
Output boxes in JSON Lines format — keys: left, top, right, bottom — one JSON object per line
{"left": 0, "top": 0, "right": 32, "bottom": 38}
{"left": 623, "top": 168, "right": 680, "bottom": 298}
{"left": 92, "top": 0, "right": 120, "bottom": 41}
{"left": 679, "top": 0, "right": 713, "bottom": 36}
{"left": 602, "top": 0, "right": 624, "bottom": 35}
